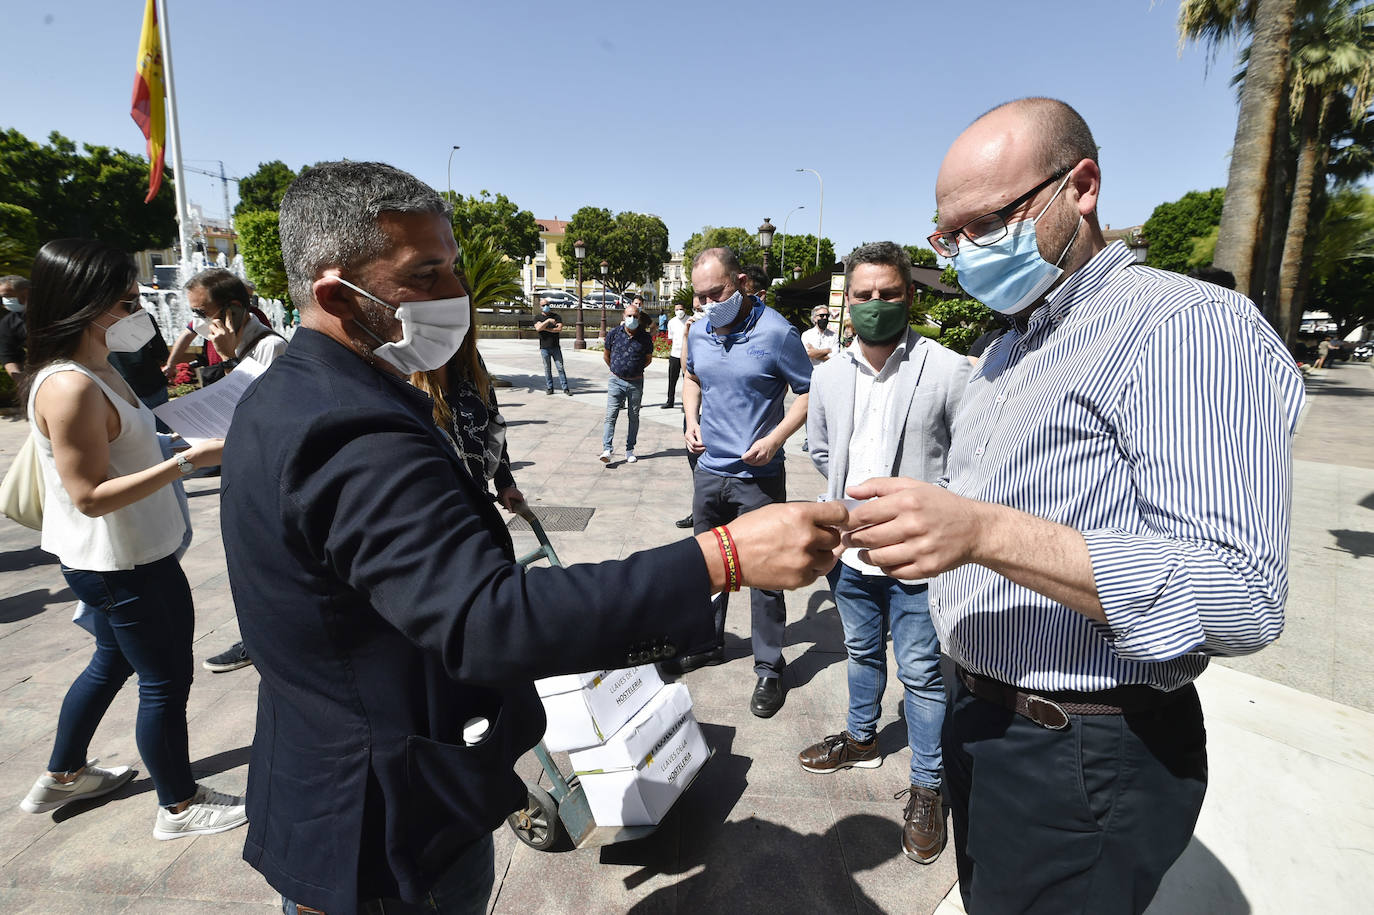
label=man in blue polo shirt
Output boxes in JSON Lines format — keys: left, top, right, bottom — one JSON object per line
{"left": 600, "top": 296, "right": 654, "bottom": 463}
{"left": 672, "top": 247, "right": 813, "bottom": 717}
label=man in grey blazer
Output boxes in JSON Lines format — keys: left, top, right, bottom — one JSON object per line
{"left": 798, "top": 242, "right": 969, "bottom": 865}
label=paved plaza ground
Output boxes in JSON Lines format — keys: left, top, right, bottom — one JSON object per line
{"left": 0, "top": 338, "right": 1370, "bottom": 913}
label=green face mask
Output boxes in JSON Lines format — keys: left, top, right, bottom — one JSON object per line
{"left": 848, "top": 298, "right": 909, "bottom": 344}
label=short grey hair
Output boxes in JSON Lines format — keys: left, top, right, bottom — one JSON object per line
{"left": 844, "top": 242, "right": 912, "bottom": 287}
{"left": 0, "top": 275, "right": 30, "bottom": 294}
{"left": 692, "top": 246, "right": 742, "bottom": 277}
{"left": 279, "top": 161, "right": 451, "bottom": 309}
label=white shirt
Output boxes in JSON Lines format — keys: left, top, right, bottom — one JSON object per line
{"left": 667, "top": 315, "right": 687, "bottom": 358}
{"left": 840, "top": 339, "right": 923, "bottom": 583}
{"left": 800, "top": 325, "right": 838, "bottom": 367}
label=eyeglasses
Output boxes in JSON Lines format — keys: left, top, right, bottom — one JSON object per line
{"left": 928, "top": 167, "right": 1070, "bottom": 257}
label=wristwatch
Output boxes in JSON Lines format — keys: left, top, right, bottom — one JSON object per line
{"left": 176, "top": 453, "right": 195, "bottom": 475}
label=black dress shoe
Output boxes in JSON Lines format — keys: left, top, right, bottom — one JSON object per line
{"left": 750, "top": 676, "right": 785, "bottom": 718}
{"left": 674, "top": 513, "right": 695, "bottom": 529}
{"left": 658, "top": 644, "right": 724, "bottom": 677}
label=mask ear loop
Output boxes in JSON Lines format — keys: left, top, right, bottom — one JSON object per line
{"left": 331, "top": 276, "right": 398, "bottom": 348}
{"left": 1034, "top": 169, "right": 1082, "bottom": 269}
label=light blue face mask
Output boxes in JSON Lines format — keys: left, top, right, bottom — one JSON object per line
{"left": 2, "top": 297, "right": 22, "bottom": 314}
{"left": 702, "top": 290, "right": 744, "bottom": 329}
{"left": 952, "top": 172, "right": 1081, "bottom": 315}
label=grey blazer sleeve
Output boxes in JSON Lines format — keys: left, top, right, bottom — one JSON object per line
{"left": 807, "top": 363, "right": 830, "bottom": 479}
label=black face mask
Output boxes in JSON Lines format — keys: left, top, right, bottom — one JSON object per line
{"left": 816, "top": 318, "right": 829, "bottom": 329}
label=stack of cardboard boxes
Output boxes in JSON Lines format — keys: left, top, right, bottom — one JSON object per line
{"left": 535, "top": 666, "right": 708, "bottom": 826}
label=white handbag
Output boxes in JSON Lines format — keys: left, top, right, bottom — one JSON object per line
{"left": 0, "top": 431, "right": 45, "bottom": 531}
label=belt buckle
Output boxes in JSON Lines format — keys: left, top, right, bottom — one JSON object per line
{"left": 1025, "top": 694, "right": 1070, "bottom": 730}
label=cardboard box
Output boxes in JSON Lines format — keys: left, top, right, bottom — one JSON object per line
{"left": 534, "top": 665, "right": 663, "bottom": 752}
{"left": 569, "top": 682, "right": 709, "bottom": 826}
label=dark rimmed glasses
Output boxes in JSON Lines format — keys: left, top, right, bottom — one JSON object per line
{"left": 928, "top": 167, "right": 1070, "bottom": 257}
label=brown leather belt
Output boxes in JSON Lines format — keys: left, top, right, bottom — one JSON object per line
{"left": 956, "top": 666, "right": 1180, "bottom": 731}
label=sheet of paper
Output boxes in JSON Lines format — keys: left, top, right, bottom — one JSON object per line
{"left": 153, "top": 358, "right": 266, "bottom": 444}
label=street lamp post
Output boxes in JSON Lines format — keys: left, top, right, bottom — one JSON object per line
{"left": 574, "top": 239, "right": 587, "bottom": 350}
{"left": 599, "top": 260, "right": 609, "bottom": 342}
{"left": 757, "top": 218, "right": 776, "bottom": 277}
{"left": 446, "top": 145, "right": 461, "bottom": 200}
{"left": 779, "top": 204, "right": 804, "bottom": 278}
{"left": 795, "top": 168, "right": 824, "bottom": 266}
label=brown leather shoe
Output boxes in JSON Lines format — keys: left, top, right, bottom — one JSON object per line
{"left": 798, "top": 732, "right": 881, "bottom": 774}
{"left": 897, "top": 785, "right": 946, "bottom": 864}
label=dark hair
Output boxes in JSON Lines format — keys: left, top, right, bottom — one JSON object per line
{"left": 184, "top": 267, "right": 250, "bottom": 331}
{"left": 743, "top": 264, "right": 769, "bottom": 295}
{"left": 23, "top": 238, "right": 138, "bottom": 388}
{"left": 844, "top": 241, "right": 913, "bottom": 288}
{"left": 1187, "top": 265, "right": 1236, "bottom": 290}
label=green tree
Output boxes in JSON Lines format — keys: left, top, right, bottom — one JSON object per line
{"left": 236, "top": 210, "right": 288, "bottom": 304}
{"left": 447, "top": 190, "right": 540, "bottom": 261}
{"left": 684, "top": 226, "right": 834, "bottom": 280}
{"left": 234, "top": 160, "right": 297, "bottom": 217}
{"left": 905, "top": 245, "right": 939, "bottom": 267}
{"left": 927, "top": 297, "right": 994, "bottom": 354}
{"left": 1181, "top": 0, "right": 1299, "bottom": 298}
{"left": 0, "top": 128, "right": 177, "bottom": 252}
{"left": 558, "top": 208, "right": 667, "bottom": 294}
{"left": 1143, "top": 188, "right": 1226, "bottom": 273}
{"left": 458, "top": 233, "right": 524, "bottom": 309}
{"left": 0, "top": 203, "right": 38, "bottom": 274}
{"left": 1307, "top": 187, "right": 1374, "bottom": 333}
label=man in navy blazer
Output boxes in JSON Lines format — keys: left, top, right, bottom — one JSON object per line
{"left": 220, "top": 161, "right": 847, "bottom": 915}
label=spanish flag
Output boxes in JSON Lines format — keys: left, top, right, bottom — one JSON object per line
{"left": 130, "top": 0, "right": 165, "bottom": 203}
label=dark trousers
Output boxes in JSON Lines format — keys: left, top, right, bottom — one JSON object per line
{"left": 691, "top": 466, "right": 787, "bottom": 676}
{"left": 666, "top": 355, "right": 682, "bottom": 406}
{"left": 54, "top": 554, "right": 198, "bottom": 807}
{"left": 944, "top": 673, "right": 1207, "bottom": 915}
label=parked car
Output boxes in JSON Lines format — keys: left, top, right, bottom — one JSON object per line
{"left": 534, "top": 290, "right": 582, "bottom": 309}
{"left": 582, "top": 292, "right": 622, "bottom": 311}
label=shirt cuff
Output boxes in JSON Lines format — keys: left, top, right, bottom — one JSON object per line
{"left": 1083, "top": 528, "right": 1205, "bottom": 662}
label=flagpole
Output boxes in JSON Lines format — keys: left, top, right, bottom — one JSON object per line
{"left": 155, "top": 0, "right": 192, "bottom": 272}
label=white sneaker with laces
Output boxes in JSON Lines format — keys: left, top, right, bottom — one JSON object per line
{"left": 153, "top": 783, "right": 248, "bottom": 840}
{"left": 19, "top": 763, "right": 136, "bottom": 813}
{"left": 599, "top": 449, "right": 612, "bottom": 463}
{"left": 625, "top": 451, "right": 637, "bottom": 463}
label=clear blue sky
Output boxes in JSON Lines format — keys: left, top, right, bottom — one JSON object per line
{"left": 2, "top": 0, "right": 1243, "bottom": 254}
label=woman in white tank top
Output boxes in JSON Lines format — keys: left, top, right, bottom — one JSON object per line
{"left": 16, "top": 239, "right": 247, "bottom": 841}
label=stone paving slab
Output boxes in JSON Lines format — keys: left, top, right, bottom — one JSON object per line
{"left": 0, "top": 342, "right": 1369, "bottom": 913}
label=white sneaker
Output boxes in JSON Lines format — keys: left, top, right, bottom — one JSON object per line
{"left": 20, "top": 763, "right": 136, "bottom": 813}
{"left": 153, "top": 783, "right": 248, "bottom": 840}
{"left": 599, "top": 449, "right": 612, "bottom": 463}
{"left": 625, "top": 451, "right": 637, "bottom": 463}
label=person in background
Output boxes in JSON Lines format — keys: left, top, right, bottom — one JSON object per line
{"left": 664, "top": 299, "right": 688, "bottom": 409}
{"left": 799, "top": 304, "right": 838, "bottom": 452}
{"left": 798, "top": 241, "right": 969, "bottom": 866}
{"left": 162, "top": 280, "right": 272, "bottom": 381}
{"left": 673, "top": 300, "right": 706, "bottom": 528}
{"left": 17, "top": 238, "right": 245, "bottom": 840}
{"left": 673, "top": 247, "right": 813, "bottom": 718}
{"left": 185, "top": 268, "right": 287, "bottom": 375}
{"left": 0, "top": 274, "right": 31, "bottom": 383}
{"left": 533, "top": 295, "right": 572, "bottom": 396}
{"left": 411, "top": 296, "right": 524, "bottom": 511}
{"left": 600, "top": 296, "right": 653, "bottom": 463}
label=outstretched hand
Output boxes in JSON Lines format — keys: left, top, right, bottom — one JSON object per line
{"left": 841, "top": 477, "right": 983, "bottom": 580}
{"left": 697, "top": 500, "right": 849, "bottom": 592}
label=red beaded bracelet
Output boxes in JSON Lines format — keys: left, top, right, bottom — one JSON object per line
{"left": 712, "top": 525, "right": 741, "bottom": 592}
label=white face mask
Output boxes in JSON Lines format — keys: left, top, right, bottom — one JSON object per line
{"left": 2, "top": 296, "right": 22, "bottom": 313}
{"left": 624, "top": 315, "right": 640, "bottom": 331}
{"left": 98, "top": 309, "right": 156, "bottom": 353}
{"left": 674, "top": 308, "right": 685, "bottom": 319}
{"left": 334, "top": 276, "right": 470, "bottom": 374}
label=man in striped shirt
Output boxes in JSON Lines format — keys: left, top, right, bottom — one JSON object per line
{"left": 845, "top": 98, "right": 1305, "bottom": 914}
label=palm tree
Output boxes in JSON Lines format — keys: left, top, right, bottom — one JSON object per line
{"left": 456, "top": 233, "right": 524, "bottom": 311}
{"left": 1273, "top": 1, "right": 1374, "bottom": 339}
{"left": 1180, "top": 0, "right": 1299, "bottom": 300}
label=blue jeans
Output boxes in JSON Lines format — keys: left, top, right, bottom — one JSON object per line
{"left": 54, "top": 554, "right": 198, "bottom": 806}
{"left": 540, "top": 347, "right": 568, "bottom": 392}
{"left": 282, "top": 833, "right": 494, "bottom": 915}
{"left": 833, "top": 563, "right": 943, "bottom": 789}
{"left": 602, "top": 375, "right": 644, "bottom": 452}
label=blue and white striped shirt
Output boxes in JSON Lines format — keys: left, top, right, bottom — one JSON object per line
{"left": 932, "top": 242, "right": 1306, "bottom": 693}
